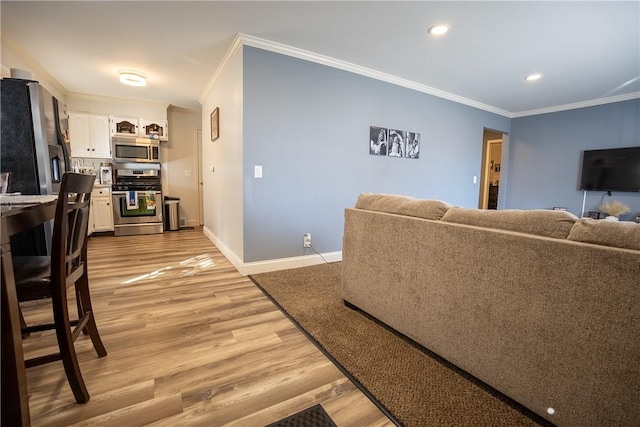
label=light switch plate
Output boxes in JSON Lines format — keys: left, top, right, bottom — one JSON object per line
{"left": 254, "top": 165, "right": 263, "bottom": 178}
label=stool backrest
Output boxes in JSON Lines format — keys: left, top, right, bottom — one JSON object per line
{"left": 51, "top": 173, "right": 95, "bottom": 286}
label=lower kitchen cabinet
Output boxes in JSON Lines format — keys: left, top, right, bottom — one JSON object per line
{"left": 90, "top": 186, "right": 114, "bottom": 233}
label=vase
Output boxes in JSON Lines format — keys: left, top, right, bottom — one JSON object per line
{"left": 604, "top": 215, "right": 619, "bottom": 221}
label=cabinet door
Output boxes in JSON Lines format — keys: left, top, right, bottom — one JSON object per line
{"left": 69, "top": 113, "right": 93, "bottom": 157}
{"left": 91, "top": 115, "right": 111, "bottom": 158}
{"left": 110, "top": 116, "right": 139, "bottom": 137}
{"left": 93, "top": 197, "right": 114, "bottom": 231}
{"left": 139, "top": 118, "right": 169, "bottom": 141}
{"left": 69, "top": 112, "right": 111, "bottom": 159}
{"left": 88, "top": 199, "right": 95, "bottom": 235}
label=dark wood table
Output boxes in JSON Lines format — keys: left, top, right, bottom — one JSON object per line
{"left": 1, "top": 199, "right": 57, "bottom": 427}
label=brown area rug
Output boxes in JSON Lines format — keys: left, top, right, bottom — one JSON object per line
{"left": 266, "top": 404, "right": 337, "bottom": 427}
{"left": 250, "top": 262, "right": 551, "bottom": 427}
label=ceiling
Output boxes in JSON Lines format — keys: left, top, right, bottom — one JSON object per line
{"left": 2, "top": 1, "right": 639, "bottom": 116}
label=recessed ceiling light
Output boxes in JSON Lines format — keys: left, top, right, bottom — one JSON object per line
{"left": 525, "top": 73, "right": 542, "bottom": 82}
{"left": 119, "top": 70, "right": 146, "bottom": 87}
{"left": 428, "top": 25, "right": 450, "bottom": 36}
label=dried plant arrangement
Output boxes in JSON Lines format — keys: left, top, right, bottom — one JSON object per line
{"left": 598, "top": 200, "right": 631, "bottom": 217}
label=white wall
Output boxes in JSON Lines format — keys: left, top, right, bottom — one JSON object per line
{"left": 164, "top": 107, "right": 202, "bottom": 227}
{"left": 200, "top": 48, "right": 244, "bottom": 269}
{"left": 66, "top": 93, "right": 168, "bottom": 119}
{"left": 1, "top": 38, "right": 67, "bottom": 102}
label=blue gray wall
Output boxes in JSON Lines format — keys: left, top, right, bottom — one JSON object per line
{"left": 242, "top": 47, "right": 510, "bottom": 262}
{"left": 507, "top": 99, "right": 640, "bottom": 218}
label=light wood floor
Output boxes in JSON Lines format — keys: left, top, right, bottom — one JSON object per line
{"left": 21, "top": 228, "right": 394, "bottom": 426}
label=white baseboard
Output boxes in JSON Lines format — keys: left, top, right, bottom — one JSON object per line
{"left": 202, "top": 226, "right": 342, "bottom": 276}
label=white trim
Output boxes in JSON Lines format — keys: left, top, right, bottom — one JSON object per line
{"left": 202, "top": 226, "right": 342, "bottom": 276}
{"left": 2, "top": 34, "right": 68, "bottom": 98}
{"left": 198, "top": 34, "right": 244, "bottom": 104}
{"left": 511, "top": 92, "right": 640, "bottom": 118}
{"left": 236, "top": 33, "right": 512, "bottom": 118}
{"left": 67, "top": 91, "right": 170, "bottom": 109}
{"left": 241, "top": 251, "right": 342, "bottom": 276}
{"left": 201, "top": 33, "right": 640, "bottom": 119}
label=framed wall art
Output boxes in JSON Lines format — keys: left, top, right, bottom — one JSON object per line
{"left": 210, "top": 107, "right": 219, "bottom": 141}
{"left": 370, "top": 126, "right": 420, "bottom": 159}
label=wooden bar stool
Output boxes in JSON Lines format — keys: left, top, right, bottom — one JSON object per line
{"left": 14, "top": 172, "right": 107, "bottom": 403}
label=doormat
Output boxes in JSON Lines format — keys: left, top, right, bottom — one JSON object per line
{"left": 265, "top": 404, "right": 337, "bottom": 427}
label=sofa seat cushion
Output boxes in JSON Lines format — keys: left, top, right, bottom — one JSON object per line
{"left": 355, "top": 193, "right": 452, "bottom": 221}
{"left": 441, "top": 207, "right": 578, "bottom": 239}
{"left": 568, "top": 218, "right": 640, "bottom": 251}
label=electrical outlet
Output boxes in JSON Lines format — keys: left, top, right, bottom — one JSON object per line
{"left": 303, "top": 233, "right": 311, "bottom": 248}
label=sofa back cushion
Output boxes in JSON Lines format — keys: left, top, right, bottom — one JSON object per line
{"left": 568, "top": 218, "right": 640, "bottom": 251}
{"left": 441, "top": 207, "right": 578, "bottom": 239}
{"left": 355, "top": 193, "right": 452, "bottom": 221}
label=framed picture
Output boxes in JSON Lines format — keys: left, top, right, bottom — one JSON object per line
{"left": 368, "top": 125, "right": 420, "bottom": 159}
{"left": 405, "top": 132, "right": 420, "bottom": 159}
{"left": 210, "top": 107, "right": 219, "bottom": 141}
{"left": 369, "top": 126, "right": 388, "bottom": 155}
{"left": 388, "top": 129, "right": 405, "bottom": 157}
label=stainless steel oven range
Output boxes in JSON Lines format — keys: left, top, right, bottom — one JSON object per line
{"left": 112, "top": 163, "right": 163, "bottom": 236}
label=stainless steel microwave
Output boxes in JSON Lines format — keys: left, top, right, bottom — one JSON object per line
{"left": 112, "top": 137, "right": 159, "bottom": 163}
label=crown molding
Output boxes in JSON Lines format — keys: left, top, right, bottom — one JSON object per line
{"left": 67, "top": 91, "right": 170, "bottom": 109}
{"left": 204, "top": 33, "right": 639, "bottom": 119}
{"left": 1, "top": 32, "right": 68, "bottom": 98}
{"left": 511, "top": 92, "right": 640, "bottom": 118}
{"left": 199, "top": 34, "right": 244, "bottom": 104}
{"left": 236, "top": 33, "right": 512, "bottom": 118}
{"left": 168, "top": 104, "right": 202, "bottom": 114}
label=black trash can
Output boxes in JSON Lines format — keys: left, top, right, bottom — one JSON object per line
{"left": 164, "top": 196, "right": 180, "bottom": 231}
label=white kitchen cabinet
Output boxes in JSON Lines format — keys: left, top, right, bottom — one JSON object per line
{"left": 69, "top": 113, "right": 111, "bottom": 158}
{"left": 88, "top": 200, "right": 95, "bottom": 235}
{"left": 110, "top": 116, "right": 139, "bottom": 137}
{"left": 91, "top": 186, "right": 114, "bottom": 232}
{"left": 139, "top": 118, "right": 169, "bottom": 141}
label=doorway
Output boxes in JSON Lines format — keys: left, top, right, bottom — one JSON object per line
{"left": 479, "top": 130, "right": 505, "bottom": 209}
{"left": 196, "top": 128, "right": 204, "bottom": 226}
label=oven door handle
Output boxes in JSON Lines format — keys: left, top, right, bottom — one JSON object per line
{"left": 112, "top": 191, "right": 161, "bottom": 195}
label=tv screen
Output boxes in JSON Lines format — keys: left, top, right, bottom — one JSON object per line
{"left": 579, "top": 147, "right": 640, "bottom": 192}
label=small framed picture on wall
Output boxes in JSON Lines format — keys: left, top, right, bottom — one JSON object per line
{"left": 210, "top": 107, "right": 219, "bottom": 141}
{"left": 369, "top": 126, "right": 388, "bottom": 155}
{"left": 405, "top": 132, "right": 420, "bottom": 159}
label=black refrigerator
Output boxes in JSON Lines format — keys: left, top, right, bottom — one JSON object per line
{"left": 1, "top": 77, "right": 71, "bottom": 255}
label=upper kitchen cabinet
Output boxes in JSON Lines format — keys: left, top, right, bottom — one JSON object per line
{"left": 110, "top": 116, "right": 168, "bottom": 141}
{"left": 139, "top": 118, "right": 168, "bottom": 141}
{"left": 110, "top": 116, "right": 139, "bottom": 137}
{"left": 69, "top": 112, "right": 111, "bottom": 158}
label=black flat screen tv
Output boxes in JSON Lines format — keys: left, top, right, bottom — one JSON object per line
{"left": 579, "top": 146, "right": 640, "bottom": 192}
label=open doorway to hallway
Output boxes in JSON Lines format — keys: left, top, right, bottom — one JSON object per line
{"left": 479, "top": 129, "right": 506, "bottom": 209}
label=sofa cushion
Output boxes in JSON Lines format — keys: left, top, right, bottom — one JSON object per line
{"left": 568, "top": 218, "right": 640, "bottom": 251}
{"left": 354, "top": 193, "right": 452, "bottom": 221}
{"left": 441, "top": 207, "right": 578, "bottom": 239}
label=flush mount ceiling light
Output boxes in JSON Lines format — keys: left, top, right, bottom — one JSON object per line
{"left": 428, "top": 25, "right": 450, "bottom": 36}
{"left": 525, "top": 73, "right": 543, "bottom": 82}
{"left": 119, "top": 70, "right": 146, "bottom": 87}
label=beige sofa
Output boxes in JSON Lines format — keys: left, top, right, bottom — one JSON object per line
{"left": 342, "top": 193, "right": 640, "bottom": 427}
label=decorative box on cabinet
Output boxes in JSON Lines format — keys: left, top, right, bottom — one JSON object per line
{"left": 91, "top": 186, "right": 114, "bottom": 232}
{"left": 110, "top": 116, "right": 139, "bottom": 137}
{"left": 69, "top": 112, "right": 111, "bottom": 158}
